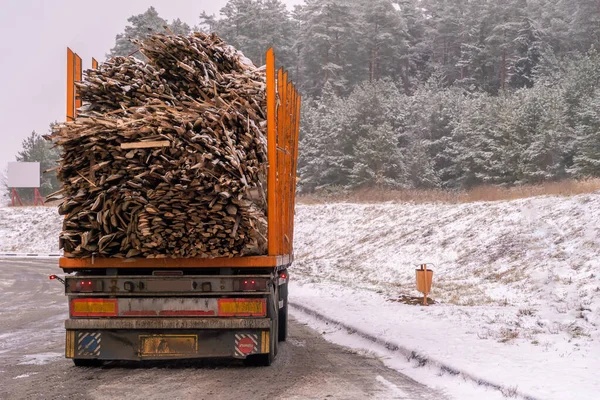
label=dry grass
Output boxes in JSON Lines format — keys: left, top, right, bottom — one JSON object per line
{"left": 298, "top": 179, "right": 600, "bottom": 204}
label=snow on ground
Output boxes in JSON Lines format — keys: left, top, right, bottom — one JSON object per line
{"left": 17, "top": 352, "right": 63, "bottom": 366}
{"left": 291, "top": 194, "right": 600, "bottom": 400}
{"left": 0, "top": 207, "right": 62, "bottom": 253}
{"left": 1, "top": 195, "right": 600, "bottom": 398}
{"left": 12, "top": 373, "right": 37, "bottom": 379}
{"left": 291, "top": 301, "right": 508, "bottom": 400}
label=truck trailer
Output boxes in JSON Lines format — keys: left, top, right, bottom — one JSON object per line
{"left": 52, "top": 47, "right": 300, "bottom": 367}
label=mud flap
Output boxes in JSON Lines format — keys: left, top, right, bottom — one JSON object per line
{"left": 66, "top": 330, "right": 102, "bottom": 358}
{"left": 233, "top": 333, "right": 263, "bottom": 358}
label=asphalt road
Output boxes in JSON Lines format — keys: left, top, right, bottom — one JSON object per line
{"left": 0, "top": 259, "right": 447, "bottom": 400}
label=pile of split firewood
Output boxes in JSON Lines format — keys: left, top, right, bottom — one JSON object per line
{"left": 47, "top": 32, "right": 268, "bottom": 259}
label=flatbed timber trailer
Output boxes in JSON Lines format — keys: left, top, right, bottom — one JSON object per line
{"left": 54, "top": 48, "right": 300, "bottom": 366}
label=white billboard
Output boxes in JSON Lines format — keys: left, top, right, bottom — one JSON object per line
{"left": 8, "top": 162, "right": 40, "bottom": 188}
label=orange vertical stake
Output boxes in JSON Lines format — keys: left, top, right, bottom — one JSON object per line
{"left": 291, "top": 92, "right": 302, "bottom": 248}
{"left": 279, "top": 74, "right": 288, "bottom": 255}
{"left": 285, "top": 87, "right": 294, "bottom": 254}
{"left": 289, "top": 87, "right": 299, "bottom": 253}
{"left": 276, "top": 68, "right": 285, "bottom": 256}
{"left": 66, "top": 48, "right": 75, "bottom": 121}
{"left": 92, "top": 58, "right": 98, "bottom": 70}
{"left": 266, "top": 48, "right": 278, "bottom": 256}
{"left": 74, "top": 53, "right": 82, "bottom": 117}
{"left": 279, "top": 72, "right": 289, "bottom": 255}
{"left": 285, "top": 81, "right": 293, "bottom": 254}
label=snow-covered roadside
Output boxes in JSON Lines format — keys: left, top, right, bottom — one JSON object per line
{"left": 290, "top": 281, "right": 598, "bottom": 400}
{"left": 290, "top": 298, "right": 511, "bottom": 400}
{"left": 0, "top": 207, "right": 62, "bottom": 253}
{"left": 291, "top": 194, "right": 600, "bottom": 400}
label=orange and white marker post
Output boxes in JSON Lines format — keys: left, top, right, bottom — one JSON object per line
{"left": 416, "top": 264, "right": 434, "bottom": 306}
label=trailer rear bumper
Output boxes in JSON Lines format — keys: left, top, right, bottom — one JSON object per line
{"left": 65, "top": 318, "right": 271, "bottom": 361}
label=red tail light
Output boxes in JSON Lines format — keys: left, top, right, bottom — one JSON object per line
{"left": 69, "top": 279, "right": 103, "bottom": 293}
{"left": 236, "top": 278, "right": 267, "bottom": 292}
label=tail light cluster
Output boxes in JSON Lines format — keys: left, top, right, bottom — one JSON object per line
{"left": 234, "top": 278, "right": 267, "bottom": 292}
{"left": 66, "top": 277, "right": 269, "bottom": 294}
{"left": 69, "top": 279, "right": 103, "bottom": 293}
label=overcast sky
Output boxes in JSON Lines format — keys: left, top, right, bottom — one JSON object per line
{"left": 0, "top": 0, "right": 302, "bottom": 175}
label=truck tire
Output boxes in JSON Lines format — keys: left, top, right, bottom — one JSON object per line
{"left": 278, "top": 283, "right": 288, "bottom": 342}
{"left": 73, "top": 359, "right": 103, "bottom": 367}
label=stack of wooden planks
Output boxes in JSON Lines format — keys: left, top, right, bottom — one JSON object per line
{"left": 47, "top": 32, "right": 269, "bottom": 259}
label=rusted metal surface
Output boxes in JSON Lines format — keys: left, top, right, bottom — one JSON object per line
{"left": 65, "top": 318, "right": 271, "bottom": 330}
{"left": 139, "top": 334, "right": 198, "bottom": 357}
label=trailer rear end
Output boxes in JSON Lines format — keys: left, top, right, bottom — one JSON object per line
{"left": 56, "top": 48, "right": 300, "bottom": 366}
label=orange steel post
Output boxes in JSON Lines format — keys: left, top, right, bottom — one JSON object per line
{"left": 285, "top": 81, "right": 294, "bottom": 253}
{"left": 279, "top": 72, "right": 289, "bottom": 255}
{"left": 278, "top": 71, "right": 287, "bottom": 254}
{"left": 66, "top": 48, "right": 75, "bottom": 121}
{"left": 266, "top": 48, "right": 278, "bottom": 256}
{"left": 291, "top": 87, "right": 299, "bottom": 251}
{"left": 290, "top": 91, "right": 302, "bottom": 247}
{"left": 74, "top": 53, "right": 82, "bottom": 117}
{"left": 92, "top": 58, "right": 98, "bottom": 69}
{"left": 288, "top": 87, "right": 298, "bottom": 253}
{"left": 286, "top": 87, "right": 294, "bottom": 254}
{"left": 276, "top": 68, "right": 285, "bottom": 255}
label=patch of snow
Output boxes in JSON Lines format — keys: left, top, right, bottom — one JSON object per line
{"left": 18, "top": 352, "right": 62, "bottom": 365}
{"left": 0, "top": 279, "right": 16, "bottom": 288}
{"left": 13, "top": 373, "right": 37, "bottom": 379}
{"left": 287, "top": 338, "right": 306, "bottom": 347}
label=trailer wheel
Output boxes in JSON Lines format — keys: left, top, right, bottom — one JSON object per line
{"left": 73, "top": 359, "right": 103, "bottom": 367}
{"left": 278, "top": 283, "right": 288, "bottom": 342}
